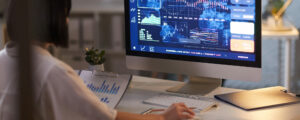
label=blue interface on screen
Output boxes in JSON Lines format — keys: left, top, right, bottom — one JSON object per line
{"left": 129, "top": 0, "right": 256, "bottom": 61}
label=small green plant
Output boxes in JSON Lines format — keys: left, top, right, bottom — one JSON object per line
{"left": 84, "top": 47, "right": 106, "bottom": 65}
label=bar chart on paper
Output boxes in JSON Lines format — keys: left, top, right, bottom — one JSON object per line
{"left": 86, "top": 80, "right": 121, "bottom": 95}
{"left": 79, "top": 70, "right": 132, "bottom": 108}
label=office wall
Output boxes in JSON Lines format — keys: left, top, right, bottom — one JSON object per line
{"left": 55, "top": 0, "right": 129, "bottom": 73}
{"left": 224, "top": 40, "right": 282, "bottom": 90}
{"left": 286, "top": 0, "right": 300, "bottom": 28}
{"left": 0, "top": 0, "right": 5, "bottom": 13}
{"left": 285, "top": 0, "right": 300, "bottom": 93}
{"left": 285, "top": 1, "right": 300, "bottom": 93}
{"left": 0, "top": 0, "right": 7, "bottom": 16}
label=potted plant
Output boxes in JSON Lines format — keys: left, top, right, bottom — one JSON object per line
{"left": 84, "top": 47, "right": 106, "bottom": 75}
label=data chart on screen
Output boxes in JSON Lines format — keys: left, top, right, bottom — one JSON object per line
{"left": 129, "top": 0, "right": 257, "bottom": 61}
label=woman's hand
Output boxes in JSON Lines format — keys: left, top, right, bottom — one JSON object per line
{"left": 162, "top": 103, "right": 195, "bottom": 120}
{"left": 116, "top": 103, "right": 195, "bottom": 120}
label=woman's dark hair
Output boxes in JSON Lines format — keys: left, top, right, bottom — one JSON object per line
{"left": 6, "top": 0, "right": 72, "bottom": 47}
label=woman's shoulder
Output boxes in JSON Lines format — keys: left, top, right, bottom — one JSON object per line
{"left": 0, "top": 47, "right": 9, "bottom": 58}
{"left": 38, "top": 54, "right": 75, "bottom": 75}
{"left": 34, "top": 54, "right": 83, "bottom": 93}
{"left": 0, "top": 49, "right": 5, "bottom": 57}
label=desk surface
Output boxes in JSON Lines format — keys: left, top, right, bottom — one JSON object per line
{"left": 262, "top": 24, "right": 299, "bottom": 40}
{"left": 117, "top": 76, "right": 300, "bottom": 120}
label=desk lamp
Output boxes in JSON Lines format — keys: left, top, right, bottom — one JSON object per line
{"left": 263, "top": 0, "right": 294, "bottom": 31}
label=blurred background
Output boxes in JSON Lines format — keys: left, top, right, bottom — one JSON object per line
{"left": 1, "top": 0, "right": 300, "bottom": 92}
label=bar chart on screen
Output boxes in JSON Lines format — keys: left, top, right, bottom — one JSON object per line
{"left": 79, "top": 70, "right": 132, "bottom": 108}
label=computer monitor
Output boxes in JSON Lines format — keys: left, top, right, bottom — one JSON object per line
{"left": 125, "top": 0, "right": 261, "bottom": 94}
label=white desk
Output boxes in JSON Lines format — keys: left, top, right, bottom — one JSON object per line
{"left": 117, "top": 76, "right": 300, "bottom": 120}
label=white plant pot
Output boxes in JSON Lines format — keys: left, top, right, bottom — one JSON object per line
{"left": 91, "top": 64, "right": 105, "bottom": 76}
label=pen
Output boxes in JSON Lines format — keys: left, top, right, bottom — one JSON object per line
{"left": 151, "top": 107, "right": 196, "bottom": 112}
{"left": 141, "top": 108, "right": 153, "bottom": 115}
{"left": 141, "top": 107, "right": 196, "bottom": 115}
{"left": 199, "top": 103, "right": 218, "bottom": 113}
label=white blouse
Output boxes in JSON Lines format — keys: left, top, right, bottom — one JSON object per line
{"left": 0, "top": 42, "right": 116, "bottom": 120}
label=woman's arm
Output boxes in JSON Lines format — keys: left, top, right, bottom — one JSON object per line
{"left": 116, "top": 103, "right": 195, "bottom": 120}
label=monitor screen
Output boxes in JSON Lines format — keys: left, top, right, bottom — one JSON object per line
{"left": 126, "top": 0, "right": 261, "bottom": 68}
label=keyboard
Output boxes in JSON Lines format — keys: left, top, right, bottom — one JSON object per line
{"left": 143, "top": 94, "right": 216, "bottom": 111}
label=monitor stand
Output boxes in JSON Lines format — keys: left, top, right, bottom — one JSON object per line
{"left": 166, "top": 76, "right": 222, "bottom": 95}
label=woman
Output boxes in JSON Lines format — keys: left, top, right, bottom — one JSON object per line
{"left": 0, "top": 0, "right": 195, "bottom": 120}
